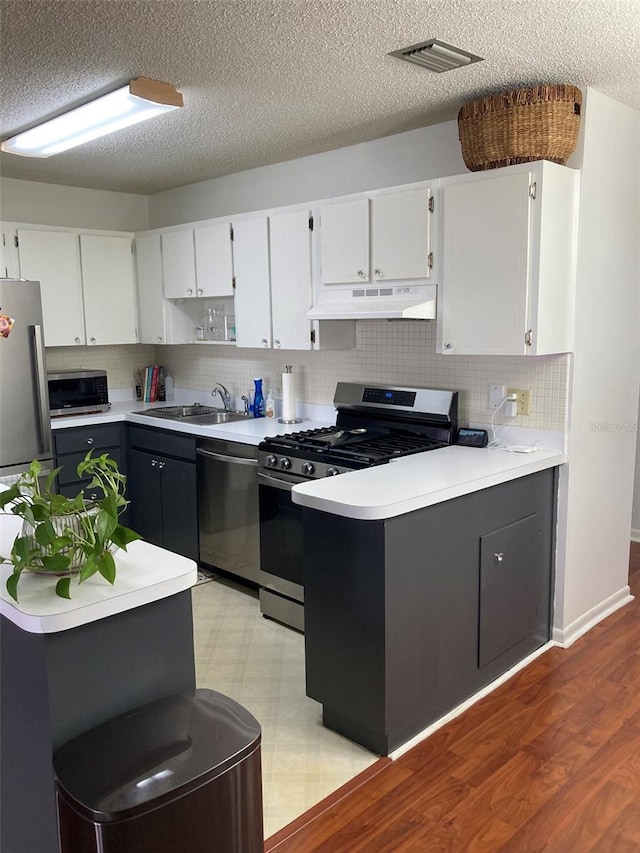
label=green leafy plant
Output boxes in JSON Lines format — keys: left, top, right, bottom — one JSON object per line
{"left": 0, "top": 452, "right": 140, "bottom": 602}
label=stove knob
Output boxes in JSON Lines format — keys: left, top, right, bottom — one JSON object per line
{"left": 266, "top": 455, "right": 278, "bottom": 468}
{"left": 327, "top": 467, "right": 340, "bottom": 476}
{"left": 301, "top": 462, "right": 315, "bottom": 476}
{"left": 280, "top": 457, "right": 292, "bottom": 470}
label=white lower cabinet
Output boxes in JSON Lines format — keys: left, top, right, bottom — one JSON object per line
{"left": 439, "top": 161, "right": 578, "bottom": 356}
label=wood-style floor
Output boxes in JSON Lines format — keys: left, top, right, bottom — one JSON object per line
{"left": 266, "top": 542, "right": 640, "bottom": 852}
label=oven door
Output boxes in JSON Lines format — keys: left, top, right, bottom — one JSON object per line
{"left": 258, "top": 469, "right": 305, "bottom": 631}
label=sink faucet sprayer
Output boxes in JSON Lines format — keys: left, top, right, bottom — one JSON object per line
{"left": 212, "top": 382, "right": 232, "bottom": 411}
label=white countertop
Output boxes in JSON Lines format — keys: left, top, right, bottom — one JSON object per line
{"left": 0, "top": 539, "right": 197, "bottom": 634}
{"left": 51, "top": 401, "right": 334, "bottom": 445}
{"left": 292, "top": 445, "right": 567, "bottom": 520}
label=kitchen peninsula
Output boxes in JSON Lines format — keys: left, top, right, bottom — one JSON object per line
{"left": 293, "top": 446, "right": 565, "bottom": 755}
{"left": 0, "top": 537, "right": 197, "bottom": 853}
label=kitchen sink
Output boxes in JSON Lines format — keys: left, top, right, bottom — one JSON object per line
{"left": 139, "top": 404, "right": 249, "bottom": 424}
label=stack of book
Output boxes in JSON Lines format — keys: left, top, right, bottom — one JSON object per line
{"left": 138, "top": 365, "right": 166, "bottom": 402}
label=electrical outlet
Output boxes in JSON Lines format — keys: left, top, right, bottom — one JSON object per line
{"left": 489, "top": 384, "right": 506, "bottom": 409}
{"left": 507, "top": 388, "right": 531, "bottom": 416}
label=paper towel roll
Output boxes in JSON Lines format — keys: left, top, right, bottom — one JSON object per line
{"left": 281, "top": 370, "right": 296, "bottom": 421}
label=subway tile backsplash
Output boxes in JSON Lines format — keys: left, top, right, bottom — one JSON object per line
{"left": 46, "top": 322, "right": 570, "bottom": 431}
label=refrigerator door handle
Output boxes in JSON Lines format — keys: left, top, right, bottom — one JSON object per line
{"left": 31, "top": 324, "right": 51, "bottom": 456}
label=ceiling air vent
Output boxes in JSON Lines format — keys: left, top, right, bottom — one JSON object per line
{"left": 390, "top": 39, "right": 483, "bottom": 73}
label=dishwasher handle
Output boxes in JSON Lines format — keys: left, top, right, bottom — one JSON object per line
{"left": 196, "top": 447, "right": 259, "bottom": 467}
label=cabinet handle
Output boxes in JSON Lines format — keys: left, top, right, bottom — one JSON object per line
{"left": 157, "top": 336, "right": 163, "bottom": 342}
{"left": 197, "top": 288, "right": 203, "bottom": 296}
{"left": 158, "top": 461, "right": 165, "bottom": 470}
{"left": 186, "top": 288, "right": 193, "bottom": 295}
{"left": 494, "top": 553, "right": 504, "bottom": 562}
{"left": 261, "top": 338, "right": 269, "bottom": 347}
{"left": 357, "top": 269, "right": 365, "bottom": 278}
{"left": 74, "top": 336, "right": 81, "bottom": 344}
{"left": 88, "top": 492, "right": 99, "bottom": 501}
{"left": 90, "top": 337, "right": 96, "bottom": 344}
{"left": 274, "top": 339, "right": 281, "bottom": 348}
{"left": 443, "top": 342, "right": 453, "bottom": 350}
{"left": 374, "top": 268, "right": 382, "bottom": 277}
{"left": 86, "top": 437, "right": 94, "bottom": 445}
{"left": 151, "top": 458, "right": 158, "bottom": 467}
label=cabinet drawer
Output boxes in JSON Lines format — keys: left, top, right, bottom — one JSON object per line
{"left": 56, "top": 446, "right": 125, "bottom": 486}
{"left": 128, "top": 426, "right": 196, "bottom": 461}
{"left": 54, "top": 423, "right": 123, "bottom": 455}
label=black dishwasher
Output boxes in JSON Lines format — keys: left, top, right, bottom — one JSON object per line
{"left": 196, "top": 439, "right": 260, "bottom": 584}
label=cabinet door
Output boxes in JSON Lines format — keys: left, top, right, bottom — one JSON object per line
{"left": 0, "top": 222, "right": 20, "bottom": 278}
{"left": 80, "top": 234, "right": 137, "bottom": 345}
{"left": 270, "top": 209, "right": 313, "bottom": 351}
{"left": 371, "top": 188, "right": 432, "bottom": 282}
{"left": 440, "top": 172, "right": 530, "bottom": 355}
{"left": 194, "top": 222, "right": 234, "bottom": 297}
{"left": 233, "top": 217, "right": 271, "bottom": 348}
{"left": 135, "top": 234, "right": 166, "bottom": 344}
{"left": 159, "top": 456, "right": 198, "bottom": 561}
{"left": 127, "top": 449, "right": 163, "bottom": 549}
{"left": 17, "top": 229, "right": 86, "bottom": 346}
{"left": 319, "top": 198, "right": 369, "bottom": 284}
{"left": 162, "top": 229, "right": 196, "bottom": 298}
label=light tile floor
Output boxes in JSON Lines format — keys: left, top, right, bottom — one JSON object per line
{"left": 192, "top": 575, "right": 378, "bottom": 838}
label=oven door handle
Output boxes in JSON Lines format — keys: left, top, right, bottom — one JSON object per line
{"left": 257, "top": 471, "right": 300, "bottom": 492}
{"left": 196, "top": 448, "right": 258, "bottom": 467}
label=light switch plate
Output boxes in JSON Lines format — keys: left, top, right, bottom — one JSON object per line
{"left": 489, "top": 384, "right": 506, "bottom": 409}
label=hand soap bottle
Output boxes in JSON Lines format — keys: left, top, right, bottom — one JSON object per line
{"left": 265, "top": 389, "right": 275, "bottom": 418}
{"left": 253, "top": 378, "right": 265, "bottom": 418}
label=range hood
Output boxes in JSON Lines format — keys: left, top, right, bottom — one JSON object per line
{"left": 307, "top": 284, "right": 437, "bottom": 320}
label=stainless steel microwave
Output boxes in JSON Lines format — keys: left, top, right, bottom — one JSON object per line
{"left": 47, "top": 369, "right": 110, "bottom": 417}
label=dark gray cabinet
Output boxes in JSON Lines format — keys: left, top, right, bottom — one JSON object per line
{"left": 303, "top": 468, "right": 557, "bottom": 755}
{"left": 127, "top": 426, "right": 198, "bottom": 561}
{"left": 53, "top": 423, "right": 126, "bottom": 502}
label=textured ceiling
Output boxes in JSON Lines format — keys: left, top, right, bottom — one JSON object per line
{"left": 1, "top": 0, "right": 639, "bottom": 195}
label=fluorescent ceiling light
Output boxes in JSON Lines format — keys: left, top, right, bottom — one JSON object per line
{"left": 390, "top": 39, "right": 483, "bottom": 73}
{"left": 1, "top": 77, "right": 183, "bottom": 158}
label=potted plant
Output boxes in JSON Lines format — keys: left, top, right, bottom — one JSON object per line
{"left": 0, "top": 452, "right": 140, "bottom": 602}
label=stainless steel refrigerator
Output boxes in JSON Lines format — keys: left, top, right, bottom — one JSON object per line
{"left": 0, "top": 279, "right": 52, "bottom": 480}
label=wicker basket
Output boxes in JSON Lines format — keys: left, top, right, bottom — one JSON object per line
{"left": 457, "top": 85, "right": 582, "bottom": 172}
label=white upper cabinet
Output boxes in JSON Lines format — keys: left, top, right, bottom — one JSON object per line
{"left": 135, "top": 233, "right": 166, "bottom": 344}
{"left": 439, "top": 162, "right": 578, "bottom": 356}
{"left": 17, "top": 228, "right": 86, "bottom": 346}
{"left": 233, "top": 216, "right": 272, "bottom": 348}
{"left": 371, "top": 188, "right": 433, "bottom": 282}
{"left": 0, "top": 223, "right": 21, "bottom": 279}
{"left": 80, "top": 234, "right": 137, "bottom": 345}
{"left": 194, "top": 222, "right": 234, "bottom": 297}
{"left": 161, "top": 230, "right": 196, "bottom": 299}
{"left": 319, "top": 198, "right": 369, "bottom": 284}
{"left": 319, "top": 186, "right": 434, "bottom": 286}
{"left": 161, "top": 223, "right": 234, "bottom": 299}
{"left": 270, "top": 209, "right": 313, "bottom": 350}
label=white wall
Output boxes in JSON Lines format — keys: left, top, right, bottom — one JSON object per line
{"left": 0, "top": 177, "right": 148, "bottom": 232}
{"left": 554, "top": 89, "right": 640, "bottom": 643}
{"left": 148, "top": 122, "right": 466, "bottom": 227}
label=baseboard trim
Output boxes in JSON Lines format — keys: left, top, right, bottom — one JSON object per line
{"left": 388, "top": 640, "right": 555, "bottom": 760}
{"left": 552, "top": 586, "right": 634, "bottom": 648}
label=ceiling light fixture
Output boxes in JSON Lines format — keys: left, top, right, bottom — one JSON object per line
{"left": 390, "top": 39, "right": 483, "bottom": 73}
{"left": 1, "top": 77, "right": 184, "bottom": 158}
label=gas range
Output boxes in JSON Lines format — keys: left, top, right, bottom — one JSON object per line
{"left": 258, "top": 382, "right": 458, "bottom": 480}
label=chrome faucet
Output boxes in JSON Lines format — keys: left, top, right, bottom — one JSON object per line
{"left": 212, "top": 382, "right": 232, "bottom": 411}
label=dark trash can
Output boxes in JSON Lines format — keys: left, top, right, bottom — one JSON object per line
{"left": 53, "top": 688, "right": 263, "bottom": 853}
